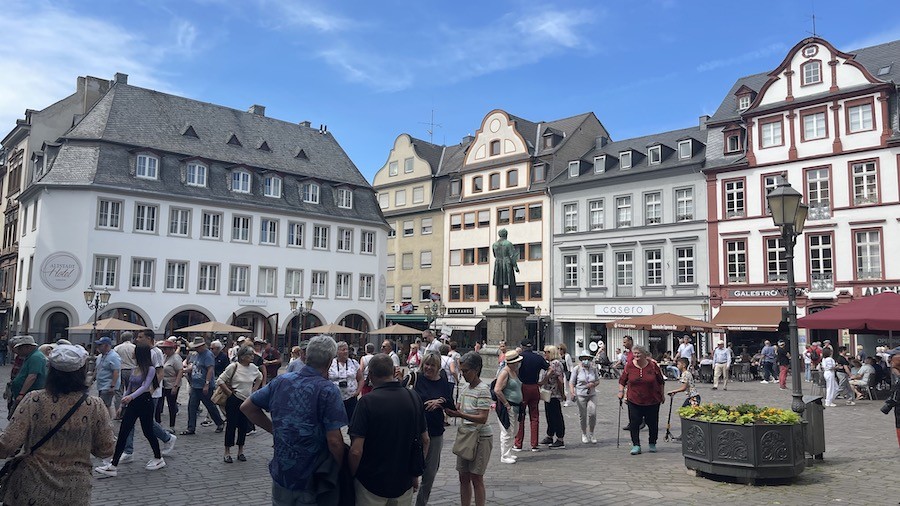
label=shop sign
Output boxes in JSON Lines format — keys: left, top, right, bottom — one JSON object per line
{"left": 595, "top": 304, "right": 653, "bottom": 316}
{"left": 446, "top": 307, "right": 475, "bottom": 315}
{"left": 238, "top": 297, "right": 268, "bottom": 307}
{"left": 861, "top": 286, "right": 900, "bottom": 296}
{"left": 40, "top": 252, "right": 81, "bottom": 291}
{"left": 732, "top": 288, "right": 807, "bottom": 297}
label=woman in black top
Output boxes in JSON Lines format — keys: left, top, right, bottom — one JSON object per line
{"left": 413, "top": 351, "right": 454, "bottom": 506}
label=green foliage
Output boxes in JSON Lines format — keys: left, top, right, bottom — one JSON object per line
{"left": 678, "top": 403, "right": 801, "bottom": 425}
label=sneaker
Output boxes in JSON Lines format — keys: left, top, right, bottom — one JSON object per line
{"left": 161, "top": 434, "right": 176, "bottom": 456}
{"left": 511, "top": 446, "right": 523, "bottom": 452}
{"left": 549, "top": 440, "right": 565, "bottom": 449}
{"left": 723, "top": 387, "right": 727, "bottom": 391}
{"left": 846, "top": 400, "right": 856, "bottom": 406}
{"left": 780, "top": 386, "right": 787, "bottom": 390}
{"left": 563, "top": 400, "right": 570, "bottom": 407}
{"left": 630, "top": 445, "right": 642, "bottom": 455}
{"left": 582, "top": 434, "right": 589, "bottom": 444}
{"left": 648, "top": 443, "right": 657, "bottom": 453}
{"left": 145, "top": 458, "right": 166, "bottom": 471}
{"left": 200, "top": 420, "right": 213, "bottom": 427}
{"left": 712, "top": 387, "right": 717, "bottom": 390}
{"left": 118, "top": 453, "right": 133, "bottom": 464}
{"left": 215, "top": 424, "right": 225, "bottom": 433}
{"left": 531, "top": 446, "right": 540, "bottom": 452}
{"left": 760, "top": 380, "right": 769, "bottom": 384}
{"left": 246, "top": 429, "right": 258, "bottom": 436}
{"left": 500, "top": 457, "right": 517, "bottom": 464}
{"left": 94, "top": 463, "right": 117, "bottom": 477}
{"left": 540, "top": 436, "right": 554, "bottom": 445}
{"left": 589, "top": 434, "right": 598, "bottom": 444}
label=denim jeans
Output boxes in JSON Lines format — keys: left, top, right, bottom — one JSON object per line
{"left": 124, "top": 397, "right": 171, "bottom": 454}
{"left": 271, "top": 481, "right": 318, "bottom": 506}
{"left": 187, "top": 386, "right": 224, "bottom": 431}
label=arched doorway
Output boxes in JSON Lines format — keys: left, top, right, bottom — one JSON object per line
{"left": 46, "top": 311, "right": 70, "bottom": 343}
{"left": 20, "top": 307, "right": 30, "bottom": 334}
{"left": 165, "top": 310, "right": 211, "bottom": 337}
{"left": 340, "top": 313, "right": 371, "bottom": 353}
{"left": 285, "top": 313, "right": 322, "bottom": 348}
{"left": 232, "top": 311, "right": 273, "bottom": 342}
{"left": 99, "top": 308, "right": 147, "bottom": 327}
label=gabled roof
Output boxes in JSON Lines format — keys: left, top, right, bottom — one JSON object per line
{"left": 535, "top": 112, "right": 596, "bottom": 156}
{"left": 408, "top": 136, "right": 444, "bottom": 174}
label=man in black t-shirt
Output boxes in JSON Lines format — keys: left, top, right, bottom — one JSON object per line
{"left": 514, "top": 339, "right": 549, "bottom": 451}
{"left": 350, "top": 354, "right": 429, "bottom": 503}
{"left": 835, "top": 346, "right": 859, "bottom": 405}
{"left": 776, "top": 340, "right": 791, "bottom": 389}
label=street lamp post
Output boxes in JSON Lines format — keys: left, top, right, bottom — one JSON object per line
{"left": 767, "top": 176, "right": 809, "bottom": 414}
{"left": 700, "top": 299, "right": 710, "bottom": 356}
{"left": 289, "top": 296, "right": 315, "bottom": 348}
{"left": 83, "top": 286, "right": 111, "bottom": 356}
{"left": 424, "top": 301, "right": 446, "bottom": 332}
{"left": 535, "top": 306, "right": 543, "bottom": 349}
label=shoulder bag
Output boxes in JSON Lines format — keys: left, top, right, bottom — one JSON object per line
{"left": 0, "top": 393, "right": 87, "bottom": 494}
{"left": 211, "top": 363, "right": 237, "bottom": 407}
{"left": 404, "top": 388, "right": 426, "bottom": 476}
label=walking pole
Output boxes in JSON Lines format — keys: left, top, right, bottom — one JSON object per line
{"left": 616, "top": 398, "right": 623, "bottom": 448}
{"left": 664, "top": 396, "right": 674, "bottom": 442}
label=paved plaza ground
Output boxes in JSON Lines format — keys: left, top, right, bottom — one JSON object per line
{"left": 1, "top": 365, "right": 896, "bottom": 505}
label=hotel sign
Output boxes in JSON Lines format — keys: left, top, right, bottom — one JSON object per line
{"left": 238, "top": 297, "right": 268, "bottom": 307}
{"left": 39, "top": 252, "right": 81, "bottom": 291}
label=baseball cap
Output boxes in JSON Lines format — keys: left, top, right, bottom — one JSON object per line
{"left": 95, "top": 336, "right": 114, "bottom": 346}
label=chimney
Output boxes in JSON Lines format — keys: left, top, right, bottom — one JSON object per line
{"left": 462, "top": 134, "right": 475, "bottom": 145}
{"left": 595, "top": 136, "right": 609, "bottom": 149}
{"left": 319, "top": 124, "right": 328, "bottom": 134}
{"left": 82, "top": 76, "right": 111, "bottom": 113}
{"left": 699, "top": 115, "right": 710, "bottom": 131}
{"left": 299, "top": 120, "right": 311, "bottom": 128}
{"left": 114, "top": 72, "right": 128, "bottom": 85}
{"left": 248, "top": 104, "right": 266, "bottom": 116}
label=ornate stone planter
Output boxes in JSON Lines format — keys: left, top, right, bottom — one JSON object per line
{"left": 681, "top": 417, "right": 806, "bottom": 480}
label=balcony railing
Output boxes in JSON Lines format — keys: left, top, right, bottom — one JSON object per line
{"left": 808, "top": 201, "right": 831, "bottom": 220}
{"left": 858, "top": 269, "right": 882, "bottom": 280}
{"left": 810, "top": 272, "right": 834, "bottom": 292}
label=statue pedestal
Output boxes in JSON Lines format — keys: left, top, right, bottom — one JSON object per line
{"left": 480, "top": 306, "right": 529, "bottom": 360}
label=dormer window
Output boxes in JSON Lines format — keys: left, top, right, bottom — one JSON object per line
{"left": 490, "top": 140, "right": 501, "bottom": 156}
{"left": 648, "top": 146, "right": 661, "bottom": 165}
{"left": 302, "top": 182, "right": 320, "bottom": 204}
{"left": 186, "top": 162, "right": 207, "bottom": 187}
{"left": 450, "top": 179, "right": 461, "bottom": 196}
{"left": 231, "top": 171, "right": 251, "bottom": 193}
{"left": 594, "top": 155, "right": 606, "bottom": 174}
{"left": 543, "top": 136, "right": 554, "bottom": 149}
{"left": 227, "top": 134, "right": 242, "bottom": 147}
{"left": 136, "top": 154, "right": 159, "bottom": 180}
{"left": 738, "top": 95, "right": 751, "bottom": 111}
{"left": 568, "top": 161, "right": 580, "bottom": 178}
{"left": 619, "top": 151, "right": 632, "bottom": 169}
{"left": 802, "top": 60, "right": 822, "bottom": 86}
{"left": 337, "top": 188, "right": 353, "bottom": 209}
{"left": 678, "top": 140, "right": 692, "bottom": 159}
{"left": 264, "top": 175, "right": 282, "bottom": 197}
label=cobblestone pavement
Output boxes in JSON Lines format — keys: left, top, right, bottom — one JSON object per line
{"left": 1, "top": 365, "right": 896, "bottom": 505}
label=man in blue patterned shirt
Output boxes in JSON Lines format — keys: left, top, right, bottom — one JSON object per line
{"left": 242, "top": 335, "right": 348, "bottom": 505}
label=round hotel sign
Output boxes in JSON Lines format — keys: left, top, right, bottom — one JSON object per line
{"left": 40, "top": 252, "right": 82, "bottom": 291}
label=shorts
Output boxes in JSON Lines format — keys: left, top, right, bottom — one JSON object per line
{"left": 99, "top": 390, "right": 116, "bottom": 408}
{"left": 849, "top": 379, "right": 865, "bottom": 387}
{"left": 456, "top": 435, "right": 492, "bottom": 476}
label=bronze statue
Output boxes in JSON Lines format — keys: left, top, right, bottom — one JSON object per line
{"left": 492, "top": 228, "right": 520, "bottom": 307}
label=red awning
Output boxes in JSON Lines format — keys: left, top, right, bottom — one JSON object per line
{"left": 798, "top": 292, "right": 900, "bottom": 331}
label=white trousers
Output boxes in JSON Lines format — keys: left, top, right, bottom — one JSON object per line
{"left": 824, "top": 370, "right": 837, "bottom": 404}
{"left": 498, "top": 409, "right": 519, "bottom": 460}
{"left": 713, "top": 363, "right": 729, "bottom": 388}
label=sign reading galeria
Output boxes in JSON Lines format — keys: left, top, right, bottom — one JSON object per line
{"left": 40, "top": 252, "right": 81, "bottom": 291}
{"left": 594, "top": 304, "right": 653, "bottom": 316}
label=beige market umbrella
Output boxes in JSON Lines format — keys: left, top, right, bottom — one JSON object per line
{"left": 175, "top": 321, "right": 250, "bottom": 333}
{"left": 301, "top": 323, "right": 362, "bottom": 335}
{"left": 606, "top": 312, "right": 717, "bottom": 332}
{"left": 368, "top": 324, "right": 423, "bottom": 335}
{"left": 68, "top": 318, "right": 148, "bottom": 331}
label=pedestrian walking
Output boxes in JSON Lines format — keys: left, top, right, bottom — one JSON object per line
{"left": 760, "top": 340, "right": 776, "bottom": 383}
{"left": 113, "top": 331, "right": 137, "bottom": 416}
{"left": 93, "top": 336, "right": 121, "bottom": 419}
{"left": 881, "top": 347, "right": 900, "bottom": 447}
{"left": 712, "top": 340, "right": 732, "bottom": 390}
{"left": 217, "top": 345, "right": 263, "bottom": 463}
{"left": 569, "top": 351, "right": 600, "bottom": 444}
{"left": 493, "top": 350, "right": 523, "bottom": 464}
{"left": 617, "top": 345, "right": 665, "bottom": 455}
{"left": 182, "top": 337, "right": 225, "bottom": 435}
{"left": 514, "top": 338, "right": 548, "bottom": 452}
{"left": 413, "top": 351, "right": 455, "bottom": 506}
{"left": 156, "top": 339, "right": 183, "bottom": 429}
{"left": 776, "top": 340, "right": 791, "bottom": 389}
{"left": 9, "top": 335, "right": 48, "bottom": 416}
{"left": 822, "top": 348, "right": 838, "bottom": 407}
{"left": 446, "top": 352, "right": 491, "bottom": 506}
{"left": 539, "top": 345, "right": 566, "bottom": 449}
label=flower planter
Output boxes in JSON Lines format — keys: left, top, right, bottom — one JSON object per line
{"left": 681, "top": 417, "right": 806, "bottom": 480}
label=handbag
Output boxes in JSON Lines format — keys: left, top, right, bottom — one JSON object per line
{"left": 452, "top": 426, "right": 479, "bottom": 461}
{"left": 539, "top": 388, "right": 552, "bottom": 403}
{"left": 0, "top": 393, "right": 87, "bottom": 494}
{"left": 211, "top": 363, "right": 237, "bottom": 407}
{"left": 404, "top": 388, "right": 426, "bottom": 476}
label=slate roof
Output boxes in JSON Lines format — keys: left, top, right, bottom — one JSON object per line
{"left": 408, "top": 137, "right": 444, "bottom": 175}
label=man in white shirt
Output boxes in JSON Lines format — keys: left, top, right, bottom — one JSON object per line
{"left": 381, "top": 339, "right": 401, "bottom": 379}
{"left": 113, "top": 331, "right": 137, "bottom": 415}
{"left": 422, "top": 330, "right": 442, "bottom": 355}
{"left": 677, "top": 336, "right": 696, "bottom": 369}
{"left": 711, "top": 340, "right": 733, "bottom": 390}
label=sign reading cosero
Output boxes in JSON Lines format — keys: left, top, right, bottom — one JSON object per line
{"left": 40, "top": 252, "right": 81, "bottom": 291}
{"left": 594, "top": 304, "right": 653, "bottom": 316}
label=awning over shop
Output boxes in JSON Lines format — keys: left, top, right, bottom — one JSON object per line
{"left": 386, "top": 314, "right": 427, "bottom": 323}
{"left": 712, "top": 306, "right": 783, "bottom": 331}
{"left": 433, "top": 317, "right": 483, "bottom": 332}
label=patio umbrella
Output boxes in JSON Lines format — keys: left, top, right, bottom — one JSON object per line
{"left": 175, "top": 321, "right": 250, "bottom": 333}
{"left": 798, "top": 292, "right": 900, "bottom": 333}
{"left": 68, "top": 318, "right": 148, "bottom": 331}
{"left": 301, "top": 323, "right": 362, "bottom": 335}
{"left": 606, "top": 312, "right": 717, "bottom": 332}
{"left": 368, "top": 324, "right": 422, "bottom": 335}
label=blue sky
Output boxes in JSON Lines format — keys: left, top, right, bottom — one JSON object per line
{"left": 3, "top": 0, "right": 899, "bottom": 181}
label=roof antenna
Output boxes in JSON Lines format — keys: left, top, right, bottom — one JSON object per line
{"left": 807, "top": 0, "right": 818, "bottom": 38}
{"left": 418, "top": 109, "right": 442, "bottom": 144}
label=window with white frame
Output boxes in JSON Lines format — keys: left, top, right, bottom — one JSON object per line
{"left": 378, "top": 193, "right": 389, "bottom": 209}
{"left": 130, "top": 258, "right": 153, "bottom": 289}
{"left": 97, "top": 199, "right": 122, "bottom": 229}
{"left": 93, "top": 256, "right": 118, "bottom": 288}
{"left": 848, "top": 103, "right": 874, "bottom": 132}
{"left": 285, "top": 269, "right": 303, "bottom": 296}
{"left": 619, "top": 151, "right": 632, "bottom": 169}
{"left": 259, "top": 267, "right": 276, "bottom": 296}
{"left": 198, "top": 263, "right": 218, "bottom": 292}
{"left": 589, "top": 200, "right": 604, "bottom": 230}
{"left": 615, "top": 196, "right": 632, "bottom": 228}
{"left": 644, "top": 192, "right": 662, "bottom": 225}
{"left": 338, "top": 188, "right": 353, "bottom": 209}
{"left": 385, "top": 285, "right": 395, "bottom": 303}
{"left": 616, "top": 251, "right": 634, "bottom": 287}
{"left": 187, "top": 162, "right": 207, "bottom": 187}
{"left": 568, "top": 161, "right": 580, "bottom": 178}
{"left": 169, "top": 208, "right": 190, "bottom": 237}
{"left": 852, "top": 161, "right": 878, "bottom": 205}
{"left": 420, "top": 250, "right": 432, "bottom": 268}
{"left": 403, "top": 220, "right": 414, "bottom": 237}
{"left": 401, "top": 285, "right": 413, "bottom": 301}
{"left": 563, "top": 203, "right": 578, "bottom": 233}
{"left": 401, "top": 253, "right": 413, "bottom": 270}
{"left": 361, "top": 231, "right": 375, "bottom": 253}
{"left": 403, "top": 157, "right": 414, "bottom": 173}
{"left": 808, "top": 234, "right": 833, "bottom": 291}
{"left": 806, "top": 168, "right": 831, "bottom": 219}
{"left": 802, "top": 60, "right": 821, "bottom": 85}
{"left": 676, "top": 246, "right": 695, "bottom": 284}
{"left": 335, "top": 273, "right": 351, "bottom": 299}
{"left": 264, "top": 175, "right": 282, "bottom": 197}
{"left": 388, "top": 161, "right": 398, "bottom": 176}
{"left": 165, "top": 261, "right": 187, "bottom": 291}
{"left": 738, "top": 95, "right": 751, "bottom": 110}
{"left": 134, "top": 203, "right": 158, "bottom": 233}
{"left": 337, "top": 228, "right": 353, "bottom": 252}
{"left": 231, "top": 171, "right": 251, "bottom": 193}
{"left": 645, "top": 249, "right": 663, "bottom": 286}
{"left": 395, "top": 189, "right": 407, "bottom": 206}
{"left": 420, "top": 285, "right": 432, "bottom": 302}
{"left": 589, "top": 252, "right": 604, "bottom": 287}
{"left": 387, "top": 224, "right": 396, "bottom": 238}
{"left": 726, "top": 240, "right": 747, "bottom": 283}
{"left": 420, "top": 218, "right": 433, "bottom": 235}
{"left": 201, "top": 212, "right": 221, "bottom": 239}
{"left": 260, "top": 218, "right": 278, "bottom": 245}
{"left": 412, "top": 186, "right": 424, "bottom": 204}
{"left": 594, "top": 155, "right": 606, "bottom": 173}
{"left": 302, "top": 182, "right": 320, "bottom": 203}
{"left": 229, "top": 265, "right": 249, "bottom": 294}
{"left": 855, "top": 230, "right": 882, "bottom": 279}
{"left": 287, "top": 222, "right": 304, "bottom": 247}
{"left": 726, "top": 133, "right": 741, "bottom": 153}
{"left": 763, "top": 174, "right": 781, "bottom": 215}
{"left": 563, "top": 254, "right": 578, "bottom": 288}
{"left": 803, "top": 111, "right": 826, "bottom": 140}
{"left": 725, "top": 179, "right": 745, "bottom": 218}
{"left": 676, "top": 188, "right": 694, "bottom": 221}
{"left": 448, "top": 250, "right": 460, "bottom": 266}
{"left": 359, "top": 274, "right": 374, "bottom": 300}
{"left": 648, "top": 145, "right": 661, "bottom": 165}
{"left": 313, "top": 225, "right": 329, "bottom": 249}
{"left": 232, "top": 215, "right": 250, "bottom": 242}
{"left": 136, "top": 154, "right": 159, "bottom": 179}
{"left": 678, "top": 140, "right": 692, "bottom": 159}
{"left": 311, "top": 271, "right": 328, "bottom": 297}
{"left": 760, "top": 119, "right": 782, "bottom": 147}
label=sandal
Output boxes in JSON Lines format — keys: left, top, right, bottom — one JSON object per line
{"left": 223, "top": 455, "right": 233, "bottom": 463}
{"left": 237, "top": 454, "right": 246, "bottom": 462}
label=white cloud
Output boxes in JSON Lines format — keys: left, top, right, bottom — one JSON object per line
{"left": 259, "top": 0, "right": 355, "bottom": 33}
{"left": 696, "top": 43, "right": 788, "bottom": 72}
{"left": 843, "top": 26, "right": 900, "bottom": 51}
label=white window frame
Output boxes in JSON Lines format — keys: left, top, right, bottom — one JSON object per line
{"left": 645, "top": 249, "right": 663, "bottom": 286}
{"left": 855, "top": 230, "right": 882, "bottom": 279}
{"left": 260, "top": 218, "right": 278, "bottom": 245}
{"left": 165, "top": 260, "right": 187, "bottom": 292}
{"left": 589, "top": 252, "right": 604, "bottom": 287}
{"left": 232, "top": 215, "right": 251, "bottom": 243}
{"left": 594, "top": 155, "right": 606, "bottom": 174}
{"left": 726, "top": 240, "right": 748, "bottom": 283}
{"left": 134, "top": 203, "right": 158, "bottom": 233}
{"left": 378, "top": 193, "right": 389, "bottom": 209}
{"left": 760, "top": 120, "right": 782, "bottom": 148}
{"left": 359, "top": 274, "right": 374, "bottom": 300}
{"left": 168, "top": 208, "right": 191, "bottom": 237}
{"left": 678, "top": 140, "right": 692, "bottom": 159}
{"left": 338, "top": 188, "right": 353, "bottom": 209}
{"left": 738, "top": 95, "right": 751, "bottom": 111}
{"left": 335, "top": 272, "right": 352, "bottom": 299}
{"left": 313, "top": 225, "right": 329, "bottom": 250}
{"left": 403, "top": 157, "right": 414, "bottom": 173}
{"left": 258, "top": 267, "right": 277, "bottom": 296}
{"left": 198, "top": 263, "right": 219, "bottom": 293}
{"left": 361, "top": 230, "right": 375, "bottom": 254}
{"left": 231, "top": 170, "right": 251, "bottom": 193}
{"left": 311, "top": 271, "right": 328, "bottom": 298}
{"left": 615, "top": 195, "right": 632, "bottom": 228}
{"left": 563, "top": 203, "right": 578, "bottom": 233}
{"left": 386, "top": 285, "right": 395, "bottom": 303}
{"left": 287, "top": 222, "right": 305, "bottom": 247}
{"left": 420, "top": 250, "right": 432, "bottom": 268}
{"left": 130, "top": 258, "right": 154, "bottom": 290}
{"left": 848, "top": 103, "right": 874, "bottom": 133}
{"left": 589, "top": 199, "right": 604, "bottom": 231}
{"left": 229, "top": 265, "right": 250, "bottom": 294}
{"left": 563, "top": 254, "right": 578, "bottom": 288}
{"left": 725, "top": 180, "right": 745, "bottom": 218}
{"left": 302, "top": 182, "right": 320, "bottom": 204}
{"left": 852, "top": 161, "right": 878, "bottom": 205}
{"left": 186, "top": 162, "right": 207, "bottom": 187}
{"left": 648, "top": 145, "right": 661, "bottom": 165}
{"left": 264, "top": 175, "right": 282, "bottom": 198}
{"left": 420, "top": 218, "right": 433, "bottom": 235}
{"left": 806, "top": 168, "right": 831, "bottom": 219}
{"left": 97, "top": 199, "right": 122, "bottom": 230}
{"left": 388, "top": 161, "right": 398, "bottom": 176}
{"left": 401, "top": 252, "right": 413, "bottom": 270}
{"left": 615, "top": 251, "right": 634, "bottom": 287}
{"left": 136, "top": 154, "right": 159, "bottom": 180}
{"left": 337, "top": 228, "right": 353, "bottom": 252}
{"left": 412, "top": 186, "right": 425, "bottom": 204}
{"left": 395, "top": 189, "right": 407, "bottom": 206}
{"left": 93, "top": 255, "right": 118, "bottom": 289}
{"left": 201, "top": 211, "right": 222, "bottom": 240}
{"left": 803, "top": 111, "right": 826, "bottom": 140}
{"left": 619, "top": 151, "right": 632, "bottom": 169}
{"left": 802, "top": 61, "right": 821, "bottom": 85}
{"left": 808, "top": 234, "right": 833, "bottom": 290}
{"left": 644, "top": 192, "right": 662, "bottom": 225}
{"left": 285, "top": 269, "right": 303, "bottom": 297}
{"left": 675, "top": 187, "right": 694, "bottom": 222}
{"left": 568, "top": 161, "right": 579, "bottom": 178}
{"left": 676, "top": 246, "right": 695, "bottom": 285}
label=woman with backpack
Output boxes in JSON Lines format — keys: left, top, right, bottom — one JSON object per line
{"left": 570, "top": 351, "right": 601, "bottom": 444}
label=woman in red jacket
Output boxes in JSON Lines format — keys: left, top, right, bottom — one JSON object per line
{"left": 617, "top": 345, "right": 665, "bottom": 455}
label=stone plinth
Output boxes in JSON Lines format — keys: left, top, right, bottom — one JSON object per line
{"left": 480, "top": 306, "right": 529, "bottom": 360}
